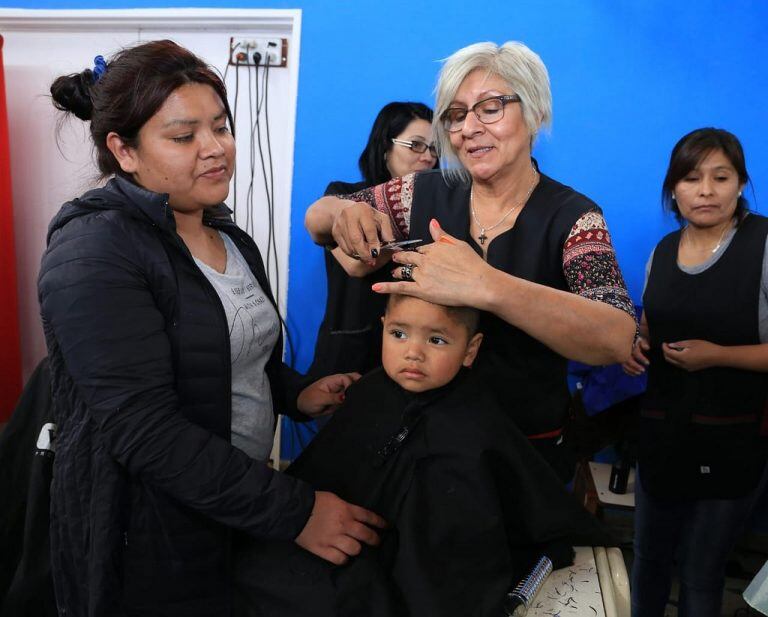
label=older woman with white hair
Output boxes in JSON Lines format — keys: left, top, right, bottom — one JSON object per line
{"left": 305, "top": 41, "right": 636, "bottom": 479}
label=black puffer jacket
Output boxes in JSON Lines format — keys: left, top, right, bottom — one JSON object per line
{"left": 38, "top": 177, "right": 315, "bottom": 617}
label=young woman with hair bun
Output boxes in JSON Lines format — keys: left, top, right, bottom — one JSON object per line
{"left": 42, "top": 40, "right": 384, "bottom": 616}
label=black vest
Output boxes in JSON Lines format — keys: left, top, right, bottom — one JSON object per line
{"left": 409, "top": 170, "right": 599, "bottom": 439}
{"left": 308, "top": 180, "right": 387, "bottom": 378}
{"left": 640, "top": 214, "right": 768, "bottom": 498}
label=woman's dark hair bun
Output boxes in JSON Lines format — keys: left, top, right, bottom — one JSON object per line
{"left": 50, "top": 70, "right": 95, "bottom": 121}
{"left": 50, "top": 41, "right": 233, "bottom": 179}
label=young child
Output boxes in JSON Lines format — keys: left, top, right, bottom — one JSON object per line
{"left": 234, "top": 295, "right": 608, "bottom": 617}
{"left": 379, "top": 293, "right": 483, "bottom": 393}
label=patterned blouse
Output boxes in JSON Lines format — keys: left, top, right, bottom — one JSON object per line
{"left": 339, "top": 172, "right": 636, "bottom": 322}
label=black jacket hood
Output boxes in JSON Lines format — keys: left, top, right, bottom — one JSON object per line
{"left": 46, "top": 176, "right": 232, "bottom": 244}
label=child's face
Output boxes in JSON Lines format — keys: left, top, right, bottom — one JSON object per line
{"left": 381, "top": 297, "right": 482, "bottom": 393}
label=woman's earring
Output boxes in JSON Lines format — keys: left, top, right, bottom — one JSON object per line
{"left": 671, "top": 194, "right": 676, "bottom": 201}
{"left": 738, "top": 191, "right": 742, "bottom": 197}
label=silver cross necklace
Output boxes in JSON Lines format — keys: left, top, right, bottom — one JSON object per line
{"left": 470, "top": 168, "right": 539, "bottom": 245}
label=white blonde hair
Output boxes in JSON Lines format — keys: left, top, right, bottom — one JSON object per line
{"left": 433, "top": 41, "right": 552, "bottom": 183}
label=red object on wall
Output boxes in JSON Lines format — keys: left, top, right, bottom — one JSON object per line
{"left": 0, "top": 35, "right": 23, "bottom": 421}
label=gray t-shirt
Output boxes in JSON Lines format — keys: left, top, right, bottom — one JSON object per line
{"left": 643, "top": 217, "right": 768, "bottom": 342}
{"left": 194, "top": 231, "right": 280, "bottom": 460}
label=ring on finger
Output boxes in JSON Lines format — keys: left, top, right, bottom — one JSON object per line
{"left": 400, "top": 264, "right": 414, "bottom": 281}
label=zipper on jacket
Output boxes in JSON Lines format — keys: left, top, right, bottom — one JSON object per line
{"left": 163, "top": 208, "right": 234, "bottom": 430}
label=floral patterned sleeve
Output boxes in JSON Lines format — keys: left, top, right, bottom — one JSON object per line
{"left": 333, "top": 174, "right": 416, "bottom": 241}
{"left": 563, "top": 211, "right": 637, "bottom": 322}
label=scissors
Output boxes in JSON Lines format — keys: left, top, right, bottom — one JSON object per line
{"left": 380, "top": 238, "right": 423, "bottom": 251}
{"left": 351, "top": 238, "right": 423, "bottom": 259}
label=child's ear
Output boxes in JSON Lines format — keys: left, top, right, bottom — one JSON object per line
{"left": 462, "top": 332, "right": 483, "bottom": 367}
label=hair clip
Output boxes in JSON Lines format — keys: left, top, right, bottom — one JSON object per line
{"left": 92, "top": 55, "right": 107, "bottom": 83}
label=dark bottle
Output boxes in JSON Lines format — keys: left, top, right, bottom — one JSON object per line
{"left": 609, "top": 458, "right": 630, "bottom": 494}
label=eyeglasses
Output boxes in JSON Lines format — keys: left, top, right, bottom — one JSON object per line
{"left": 440, "top": 94, "right": 522, "bottom": 133}
{"left": 391, "top": 138, "right": 438, "bottom": 158}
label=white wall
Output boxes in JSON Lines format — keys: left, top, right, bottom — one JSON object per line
{"left": 0, "top": 8, "right": 301, "bottom": 381}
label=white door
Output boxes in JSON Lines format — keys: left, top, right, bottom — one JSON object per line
{"left": 1, "top": 8, "right": 302, "bottom": 382}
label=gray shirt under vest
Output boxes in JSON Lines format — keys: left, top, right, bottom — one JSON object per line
{"left": 194, "top": 231, "right": 280, "bottom": 461}
{"left": 643, "top": 215, "right": 768, "bottom": 343}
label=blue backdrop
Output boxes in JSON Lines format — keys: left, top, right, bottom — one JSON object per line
{"left": 5, "top": 2, "right": 767, "bottom": 439}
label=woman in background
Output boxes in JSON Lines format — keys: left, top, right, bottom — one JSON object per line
{"left": 623, "top": 128, "right": 768, "bottom": 617}
{"left": 41, "top": 40, "right": 384, "bottom": 616}
{"left": 308, "top": 102, "right": 438, "bottom": 378}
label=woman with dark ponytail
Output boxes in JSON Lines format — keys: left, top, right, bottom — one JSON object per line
{"left": 623, "top": 128, "right": 768, "bottom": 616}
{"left": 42, "top": 40, "right": 384, "bottom": 617}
